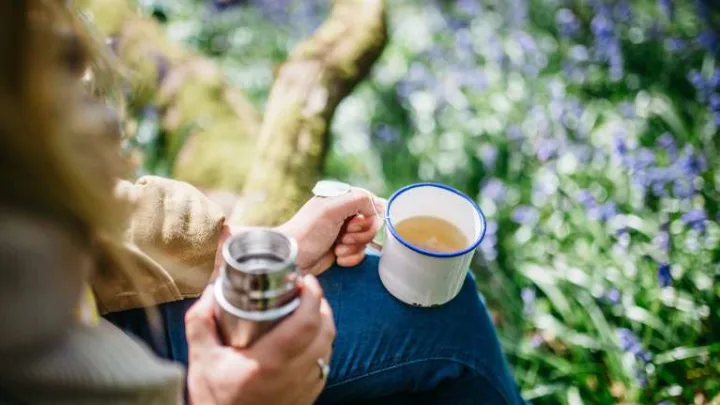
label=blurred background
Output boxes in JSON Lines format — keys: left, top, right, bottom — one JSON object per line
{"left": 83, "top": 0, "right": 719, "bottom": 403}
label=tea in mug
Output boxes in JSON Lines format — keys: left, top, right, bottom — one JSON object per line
{"left": 393, "top": 216, "right": 468, "bottom": 253}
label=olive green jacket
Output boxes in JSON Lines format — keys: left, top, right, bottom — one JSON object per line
{"left": 94, "top": 175, "right": 226, "bottom": 314}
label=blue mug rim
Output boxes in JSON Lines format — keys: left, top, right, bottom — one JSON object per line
{"left": 385, "top": 182, "right": 487, "bottom": 258}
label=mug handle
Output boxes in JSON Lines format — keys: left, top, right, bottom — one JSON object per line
{"left": 368, "top": 240, "right": 384, "bottom": 252}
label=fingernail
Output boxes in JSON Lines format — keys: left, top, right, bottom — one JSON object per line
{"left": 336, "top": 245, "right": 349, "bottom": 255}
{"left": 347, "top": 224, "right": 362, "bottom": 232}
{"left": 343, "top": 235, "right": 355, "bottom": 244}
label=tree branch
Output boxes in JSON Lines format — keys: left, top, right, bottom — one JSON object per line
{"left": 79, "top": 0, "right": 261, "bottom": 191}
{"left": 231, "top": 0, "right": 387, "bottom": 226}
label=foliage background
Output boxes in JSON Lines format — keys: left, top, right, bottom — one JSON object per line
{"left": 127, "top": 0, "right": 720, "bottom": 403}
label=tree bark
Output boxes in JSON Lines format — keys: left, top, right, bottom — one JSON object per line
{"left": 231, "top": 0, "right": 387, "bottom": 226}
{"left": 79, "top": 0, "right": 261, "bottom": 191}
{"left": 80, "top": 0, "right": 387, "bottom": 225}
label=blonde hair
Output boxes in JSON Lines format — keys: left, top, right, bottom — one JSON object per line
{"left": 0, "top": 1, "right": 132, "bottom": 278}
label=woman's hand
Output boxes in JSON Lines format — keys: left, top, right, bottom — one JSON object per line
{"left": 276, "top": 188, "right": 386, "bottom": 275}
{"left": 185, "top": 275, "right": 335, "bottom": 405}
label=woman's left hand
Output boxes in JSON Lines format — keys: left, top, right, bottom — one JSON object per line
{"left": 276, "top": 188, "right": 385, "bottom": 275}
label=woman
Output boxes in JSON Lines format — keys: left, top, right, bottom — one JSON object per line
{"left": 0, "top": 2, "right": 525, "bottom": 404}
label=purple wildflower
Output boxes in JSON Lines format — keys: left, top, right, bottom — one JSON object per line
{"left": 556, "top": 8, "right": 581, "bottom": 37}
{"left": 687, "top": 70, "right": 704, "bottom": 89}
{"left": 376, "top": 125, "right": 399, "bottom": 144}
{"left": 681, "top": 209, "right": 707, "bottom": 232}
{"left": 658, "top": 0, "right": 674, "bottom": 19}
{"left": 511, "top": 206, "right": 540, "bottom": 225}
{"left": 658, "top": 262, "right": 673, "bottom": 287}
{"left": 481, "top": 179, "right": 506, "bottom": 201}
{"left": 521, "top": 288, "right": 536, "bottom": 316}
{"left": 605, "top": 288, "right": 620, "bottom": 304}
{"left": 657, "top": 133, "right": 677, "bottom": 159}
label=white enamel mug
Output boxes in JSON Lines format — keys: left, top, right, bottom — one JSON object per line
{"left": 374, "top": 183, "right": 486, "bottom": 307}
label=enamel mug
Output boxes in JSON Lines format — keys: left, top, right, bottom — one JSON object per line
{"left": 374, "top": 183, "right": 486, "bottom": 307}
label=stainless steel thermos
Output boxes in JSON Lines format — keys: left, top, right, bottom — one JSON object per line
{"left": 213, "top": 229, "right": 301, "bottom": 348}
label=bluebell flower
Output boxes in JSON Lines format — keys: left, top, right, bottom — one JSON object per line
{"left": 656, "top": 232, "right": 671, "bottom": 251}
{"left": 634, "top": 148, "right": 657, "bottom": 170}
{"left": 652, "top": 180, "right": 668, "bottom": 197}
{"left": 709, "top": 70, "right": 720, "bottom": 88}
{"left": 618, "top": 102, "right": 635, "bottom": 118}
{"left": 511, "top": 205, "right": 539, "bottom": 225}
{"left": 576, "top": 190, "right": 595, "bottom": 207}
{"left": 591, "top": 14, "right": 614, "bottom": 39}
{"left": 536, "top": 139, "right": 558, "bottom": 161}
{"left": 481, "top": 179, "right": 506, "bottom": 202}
{"left": 508, "top": 0, "right": 529, "bottom": 26}
{"left": 614, "top": 1, "right": 633, "bottom": 22}
{"left": 605, "top": 287, "right": 620, "bottom": 304}
{"left": 709, "top": 93, "right": 720, "bottom": 110}
{"left": 657, "top": 133, "right": 677, "bottom": 159}
{"left": 211, "top": 0, "right": 247, "bottom": 11}
{"left": 486, "top": 220, "right": 498, "bottom": 236}
{"left": 376, "top": 125, "right": 399, "bottom": 144}
{"left": 613, "top": 135, "right": 628, "bottom": 157}
{"left": 696, "top": 31, "right": 719, "bottom": 53}
{"left": 479, "top": 144, "right": 499, "bottom": 169}
{"left": 598, "top": 202, "right": 617, "bottom": 221}
{"left": 454, "top": 29, "right": 474, "bottom": 52}
{"left": 459, "top": 68, "right": 488, "bottom": 91}
{"left": 678, "top": 146, "right": 707, "bottom": 176}
{"left": 664, "top": 37, "right": 686, "bottom": 53}
{"left": 569, "top": 45, "right": 589, "bottom": 62}
{"left": 617, "top": 328, "right": 652, "bottom": 368}
{"left": 681, "top": 209, "right": 707, "bottom": 232}
{"left": 672, "top": 179, "right": 694, "bottom": 199}
{"left": 521, "top": 288, "right": 536, "bottom": 316}
{"left": 658, "top": 0, "right": 674, "bottom": 19}
{"left": 530, "top": 333, "right": 544, "bottom": 348}
{"left": 655, "top": 228, "right": 671, "bottom": 252}
{"left": 247, "top": 0, "right": 290, "bottom": 23}
{"left": 456, "top": 0, "right": 481, "bottom": 16}
{"left": 556, "top": 8, "right": 581, "bottom": 37}
{"left": 658, "top": 262, "right": 672, "bottom": 287}
{"left": 447, "top": 18, "right": 468, "bottom": 31}
{"left": 687, "top": 70, "right": 704, "bottom": 88}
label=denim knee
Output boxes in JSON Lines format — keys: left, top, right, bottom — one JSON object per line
{"left": 317, "top": 252, "right": 524, "bottom": 404}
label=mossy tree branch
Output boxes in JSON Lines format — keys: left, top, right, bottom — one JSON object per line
{"left": 80, "top": 0, "right": 386, "bottom": 225}
{"left": 80, "top": 0, "right": 261, "bottom": 190}
{"left": 231, "top": 0, "right": 387, "bottom": 226}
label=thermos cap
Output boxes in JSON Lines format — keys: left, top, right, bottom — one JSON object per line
{"left": 218, "top": 228, "right": 301, "bottom": 314}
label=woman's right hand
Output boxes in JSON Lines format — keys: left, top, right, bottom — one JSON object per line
{"left": 185, "top": 275, "right": 336, "bottom": 405}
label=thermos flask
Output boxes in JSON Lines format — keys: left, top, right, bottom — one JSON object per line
{"left": 213, "top": 228, "right": 301, "bottom": 348}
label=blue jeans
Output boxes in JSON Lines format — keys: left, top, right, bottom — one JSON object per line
{"left": 105, "top": 253, "right": 526, "bottom": 404}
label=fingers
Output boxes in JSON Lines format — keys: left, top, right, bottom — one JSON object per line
{"left": 326, "top": 188, "right": 385, "bottom": 223}
{"left": 336, "top": 251, "right": 366, "bottom": 267}
{"left": 345, "top": 214, "right": 372, "bottom": 233}
{"left": 294, "top": 298, "right": 335, "bottom": 405}
{"left": 185, "top": 286, "right": 221, "bottom": 355}
{"left": 255, "top": 274, "right": 323, "bottom": 360}
{"left": 334, "top": 242, "right": 365, "bottom": 257}
{"left": 340, "top": 219, "right": 381, "bottom": 245}
{"left": 335, "top": 210, "right": 381, "bottom": 267}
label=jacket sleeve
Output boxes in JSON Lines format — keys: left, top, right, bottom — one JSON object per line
{"left": 0, "top": 209, "right": 183, "bottom": 405}
{"left": 115, "top": 176, "right": 226, "bottom": 298}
